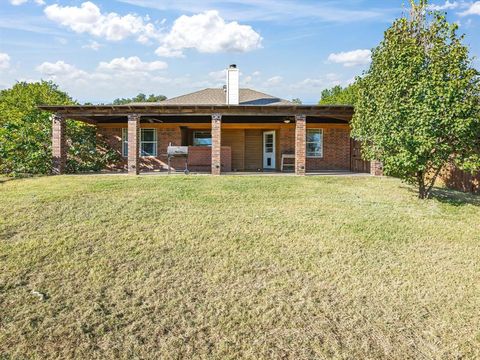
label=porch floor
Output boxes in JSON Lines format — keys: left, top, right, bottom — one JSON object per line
{"left": 135, "top": 170, "right": 371, "bottom": 176}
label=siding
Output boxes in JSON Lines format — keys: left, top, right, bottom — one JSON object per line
{"left": 222, "top": 129, "right": 245, "bottom": 171}
{"left": 244, "top": 130, "right": 263, "bottom": 171}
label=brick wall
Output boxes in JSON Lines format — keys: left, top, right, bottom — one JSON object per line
{"left": 279, "top": 126, "right": 295, "bottom": 155}
{"left": 306, "top": 128, "right": 350, "bottom": 171}
{"left": 188, "top": 146, "right": 231, "bottom": 172}
{"left": 279, "top": 126, "right": 351, "bottom": 171}
{"left": 211, "top": 114, "right": 222, "bottom": 175}
{"left": 294, "top": 116, "right": 307, "bottom": 175}
{"left": 51, "top": 114, "right": 66, "bottom": 174}
{"left": 97, "top": 126, "right": 184, "bottom": 171}
{"left": 96, "top": 126, "right": 231, "bottom": 172}
{"left": 98, "top": 124, "right": 350, "bottom": 173}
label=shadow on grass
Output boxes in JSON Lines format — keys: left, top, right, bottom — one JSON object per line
{"left": 430, "top": 187, "right": 480, "bottom": 207}
{"left": 401, "top": 184, "right": 480, "bottom": 206}
{"left": 0, "top": 177, "right": 15, "bottom": 185}
{"left": 0, "top": 174, "right": 45, "bottom": 185}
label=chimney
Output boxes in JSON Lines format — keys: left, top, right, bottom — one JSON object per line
{"left": 226, "top": 64, "right": 239, "bottom": 105}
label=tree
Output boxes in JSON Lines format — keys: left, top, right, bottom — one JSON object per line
{"left": 291, "top": 98, "right": 302, "bottom": 105}
{"left": 112, "top": 93, "right": 167, "bottom": 105}
{"left": 352, "top": 0, "right": 480, "bottom": 199}
{"left": 319, "top": 84, "right": 358, "bottom": 105}
{"left": 0, "top": 81, "right": 119, "bottom": 176}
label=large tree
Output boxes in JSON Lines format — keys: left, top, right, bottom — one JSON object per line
{"left": 319, "top": 84, "right": 358, "bottom": 106}
{"left": 0, "top": 81, "right": 118, "bottom": 175}
{"left": 352, "top": 0, "right": 480, "bottom": 199}
{"left": 112, "top": 93, "right": 167, "bottom": 105}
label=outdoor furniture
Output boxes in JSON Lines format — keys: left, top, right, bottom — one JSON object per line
{"left": 167, "top": 143, "right": 190, "bottom": 174}
{"left": 281, "top": 154, "right": 295, "bottom": 172}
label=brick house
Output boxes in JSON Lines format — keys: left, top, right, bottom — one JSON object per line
{"left": 42, "top": 65, "right": 377, "bottom": 176}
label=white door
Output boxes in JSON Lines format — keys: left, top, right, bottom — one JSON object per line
{"left": 263, "top": 131, "right": 276, "bottom": 169}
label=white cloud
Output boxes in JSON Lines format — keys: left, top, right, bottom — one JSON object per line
{"left": 117, "top": 0, "right": 387, "bottom": 23}
{"left": 328, "top": 49, "right": 371, "bottom": 67}
{"left": 294, "top": 73, "right": 344, "bottom": 89}
{"left": 428, "top": 1, "right": 460, "bottom": 10}
{"left": 36, "top": 61, "right": 88, "bottom": 79}
{"left": 44, "top": 1, "right": 161, "bottom": 42}
{"left": 9, "top": 0, "right": 28, "bottom": 5}
{"left": 33, "top": 59, "right": 195, "bottom": 103}
{"left": 9, "top": 0, "right": 45, "bottom": 5}
{"left": 82, "top": 40, "right": 102, "bottom": 50}
{"left": 97, "top": 56, "right": 167, "bottom": 72}
{"left": 0, "top": 53, "right": 11, "bottom": 69}
{"left": 208, "top": 69, "right": 227, "bottom": 81}
{"left": 154, "top": 47, "right": 184, "bottom": 58}
{"left": 460, "top": 1, "right": 480, "bottom": 15}
{"left": 265, "top": 75, "right": 283, "bottom": 86}
{"left": 155, "top": 10, "right": 262, "bottom": 57}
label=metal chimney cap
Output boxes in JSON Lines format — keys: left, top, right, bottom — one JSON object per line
{"left": 229, "top": 64, "right": 237, "bottom": 69}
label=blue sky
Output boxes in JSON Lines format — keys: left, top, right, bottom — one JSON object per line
{"left": 1, "top": 0, "right": 479, "bottom": 104}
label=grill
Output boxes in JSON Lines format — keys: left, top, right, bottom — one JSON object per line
{"left": 167, "top": 144, "right": 190, "bottom": 174}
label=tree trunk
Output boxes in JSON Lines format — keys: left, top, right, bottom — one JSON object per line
{"left": 424, "top": 166, "right": 443, "bottom": 199}
{"left": 417, "top": 172, "right": 427, "bottom": 199}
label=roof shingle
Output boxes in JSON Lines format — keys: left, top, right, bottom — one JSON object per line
{"left": 130, "top": 88, "right": 292, "bottom": 106}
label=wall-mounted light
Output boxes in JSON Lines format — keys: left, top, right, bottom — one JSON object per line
{"left": 284, "top": 119, "right": 291, "bottom": 124}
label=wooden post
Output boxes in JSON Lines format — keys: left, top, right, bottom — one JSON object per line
{"left": 127, "top": 114, "right": 140, "bottom": 175}
{"left": 295, "top": 114, "right": 306, "bottom": 176}
{"left": 51, "top": 113, "right": 66, "bottom": 174}
{"left": 211, "top": 113, "right": 222, "bottom": 175}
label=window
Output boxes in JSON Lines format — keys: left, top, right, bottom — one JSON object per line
{"left": 306, "top": 129, "right": 323, "bottom": 157}
{"left": 122, "top": 128, "right": 128, "bottom": 157}
{"left": 141, "top": 129, "right": 157, "bottom": 156}
{"left": 193, "top": 131, "right": 212, "bottom": 146}
{"left": 121, "top": 128, "right": 157, "bottom": 157}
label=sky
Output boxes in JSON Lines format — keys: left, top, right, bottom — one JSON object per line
{"left": 1, "top": 0, "right": 480, "bottom": 104}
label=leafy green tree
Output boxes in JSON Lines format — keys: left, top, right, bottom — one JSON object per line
{"left": 352, "top": 0, "right": 480, "bottom": 199}
{"left": 112, "top": 93, "right": 167, "bottom": 105}
{"left": 291, "top": 98, "right": 302, "bottom": 105}
{"left": 319, "top": 84, "right": 358, "bottom": 105}
{"left": 0, "top": 81, "right": 119, "bottom": 176}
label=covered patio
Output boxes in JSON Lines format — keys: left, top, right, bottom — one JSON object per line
{"left": 39, "top": 104, "right": 372, "bottom": 176}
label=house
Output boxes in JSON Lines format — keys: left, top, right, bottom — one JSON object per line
{"left": 40, "top": 65, "right": 378, "bottom": 176}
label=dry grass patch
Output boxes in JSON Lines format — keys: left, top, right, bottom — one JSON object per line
{"left": 1, "top": 175, "right": 479, "bottom": 359}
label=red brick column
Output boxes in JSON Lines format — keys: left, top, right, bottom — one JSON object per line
{"left": 211, "top": 113, "right": 222, "bottom": 175}
{"left": 370, "top": 160, "right": 383, "bottom": 176}
{"left": 295, "top": 114, "right": 306, "bottom": 176}
{"left": 51, "top": 113, "right": 66, "bottom": 174}
{"left": 127, "top": 114, "right": 140, "bottom": 175}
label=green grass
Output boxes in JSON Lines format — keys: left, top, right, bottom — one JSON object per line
{"left": 1, "top": 175, "right": 479, "bottom": 359}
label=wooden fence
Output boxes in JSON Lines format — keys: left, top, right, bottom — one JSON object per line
{"left": 441, "top": 165, "right": 480, "bottom": 194}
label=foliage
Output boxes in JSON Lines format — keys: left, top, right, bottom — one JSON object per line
{"left": 291, "top": 98, "right": 302, "bottom": 104}
{"left": 112, "top": 93, "right": 167, "bottom": 105}
{"left": 0, "top": 81, "right": 119, "bottom": 176}
{"left": 318, "top": 84, "right": 358, "bottom": 105}
{"left": 352, "top": 1, "right": 480, "bottom": 199}
{"left": 66, "top": 124, "right": 120, "bottom": 173}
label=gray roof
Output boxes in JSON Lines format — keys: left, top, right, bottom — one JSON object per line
{"left": 131, "top": 88, "right": 292, "bottom": 106}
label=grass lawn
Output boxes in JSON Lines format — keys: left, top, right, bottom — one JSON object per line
{"left": 1, "top": 175, "right": 479, "bottom": 359}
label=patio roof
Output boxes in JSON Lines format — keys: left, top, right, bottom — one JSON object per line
{"left": 38, "top": 104, "right": 354, "bottom": 124}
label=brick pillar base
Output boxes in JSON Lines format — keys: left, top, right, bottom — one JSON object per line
{"left": 211, "top": 113, "right": 222, "bottom": 175}
{"left": 370, "top": 160, "right": 383, "bottom": 176}
{"left": 52, "top": 113, "right": 66, "bottom": 174}
{"left": 295, "top": 115, "right": 306, "bottom": 176}
{"left": 128, "top": 114, "right": 140, "bottom": 175}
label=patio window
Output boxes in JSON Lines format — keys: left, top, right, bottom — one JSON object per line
{"left": 193, "top": 131, "right": 212, "bottom": 146}
{"left": 306, "top": 129, "right": 323, "bottom": 158}
{"left": 122, "top": 128, "right": 157, "bottom": 157}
